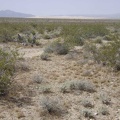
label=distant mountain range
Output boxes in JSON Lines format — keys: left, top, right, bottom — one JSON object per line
{"left": 0, "top": 10, "right": 120, "bottom": 19}
{"left": 0, "top": 10, "right": 35, "bottom": 18}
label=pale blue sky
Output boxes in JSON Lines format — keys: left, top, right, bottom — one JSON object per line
{"left": 0, "top": 0, "right": 120, "bottom": 16}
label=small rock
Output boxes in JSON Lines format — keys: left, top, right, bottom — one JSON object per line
{"left": 94, "top": 112, "right": 98, "bottom": 116}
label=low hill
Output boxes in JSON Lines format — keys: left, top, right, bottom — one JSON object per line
{"left": 0, "top": 10, "right": 35, "bottom": 18}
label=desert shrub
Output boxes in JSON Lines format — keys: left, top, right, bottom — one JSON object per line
{"left": 84, "top": 36, "right": 120, "bottom": 71}
{"left": 43, "top": 34, "right": 51, "bottom": 39}
{"left": 60, "top": 85, "right": 68, "bottom": 93}
{"left": 55, "top": 42, "right": 69, "bottom": 55}
{"left": 60, "top": 81, "right": 71, "bottom": 93}
{"left": 100, "top": 92, "right": 111, "bottom": 105}
{"left": 40, "top": 52, "right": 50, "bottom": 60}
{"left": 84, "top": 42, "right": 98, "bottom": 54}
{"left": 60, "top": 80, "right": 96, "bottom": 93}
{"left": 35, "top": 40, "right": 41, "bottom": 46}
{"left": 44, "top": 41, "right": 69, "bottom": 55}
{"left": 0, "top": 48, "right": 18, "bottom": 95}
{"left": 82, "top": 109, "right": 95, "bottom": 119}
{"left": 94, "top": 38, "right": 102, "bottom": 44}
{"left": 104, "top": 34, "right": 114, "bottom": 41}
{"left": 65, "top": 35, "right": 84, "bottom": 47}
{"left": 39, "top": 86, "right": 51, "bottom": 93}
{"left": 0, "top": 29, "right": 14, "bottom": 42}
{"left": 40, "top": 97, "right": 66, "bottom": 116}
{"left": 82, "top": 100, "right": 94, "bottom": 108}
{"left": 32, "top": 74, "right": 43, "bottom": 84}
{"left": 96, "top": 35, "right": 120, "bottom": 70}
{"left": 99, "top": 107, "right": 109, "bottom": 115}
{"left": 16, "top": 62, "right": 30, "bottom": 71}
{"left": 75, "top": 80, "right": 96, "bottom": 92}
{"left": 82, "top": 24, "right": 108, "bottom": 38}
{"left": 44, "top": 45, "right": 54, "bottom": 53}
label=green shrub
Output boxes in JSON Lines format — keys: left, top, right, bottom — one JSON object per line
{"left": 97, "top": 36, "right": 120, "bottom": 70}
{"left": 54, "top": 42, "right": 69, "bottom": 55}
{"left": 65, "top": 35, "right": 84, "bottom": 47}
{"left": 0, "top": 29, "right": 14, "bottom": 42}
{"left": 44, "top": 41, "right": 69, "bottom": 55}
{"left": 94, "top": 38, "right": 102, "bottom": 44}
{"left": 0, "top": 48, "right": 18, "bottom": 95}
{"left": 44, "top": 44, "right": 54, "bottom": 53}
{"left": 43, "top": 34, "right": 51, "bottom": 39}
{"left": 85, "top": 35, "right": 120, "bottom": 71}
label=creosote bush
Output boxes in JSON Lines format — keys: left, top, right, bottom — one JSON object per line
{"left": 98, "top": 36, "right": 120, "bottom": 71}
{"left": 44, "top": 40, "right": 69, "bottom": 55}
{"left": 0, "top": 48, "right": 18, "bottom": 95}
{"left": 84, "top": 35, "right": 120, "bottom": 71}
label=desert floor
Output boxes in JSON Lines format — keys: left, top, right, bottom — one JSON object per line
{"left": 0, "top": 40, "right": 120, "bottom": 120}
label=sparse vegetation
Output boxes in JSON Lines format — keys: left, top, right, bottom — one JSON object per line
{"left": 0, "top": 18, "right": 119, "bottom": 119}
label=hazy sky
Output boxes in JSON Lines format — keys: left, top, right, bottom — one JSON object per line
{"left": 0, "top": 0, "right": 120, "bottom": 16}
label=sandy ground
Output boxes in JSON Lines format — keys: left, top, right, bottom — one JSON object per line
{"left": 18, "top": 48, "right": 44, "bottom": 58}
{"left": 0, "top": 43, "right": 120, "bottom": 120}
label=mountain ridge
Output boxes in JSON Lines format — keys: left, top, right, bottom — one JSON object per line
{"left": 0, "top": 10, "right": 35, "bottom": 18}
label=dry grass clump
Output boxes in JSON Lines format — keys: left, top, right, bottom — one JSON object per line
{"left": 60, "top": 80, "right": 96, "bottom": 93}
{"left": 39, "top": 86, "right": 51, "bottom": 93}
{"left": 40, "top": 97, "right": 67, "bottom": 116}
{"left": 99, "top": 107, "right": 109, "bottom": 115}
{"left": 81, "top": 99, "right": 94, "bottom": 108}
{"left": 15, "top": 61, "right": 30, "bottom": 72}
{"left": 82, "top": 109, "right": 95, "bottom": 119}
{"left": 76, "top": 80, "right": 96, "bottom": 92}
{"left": 100, "top": 92, "right": 111, "bottom": 105}
{"left": 32, "top": 74, "right": 43, "bottom": 84}
{"left": 40, "top": 52, "right": 50, "bottom": 61}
